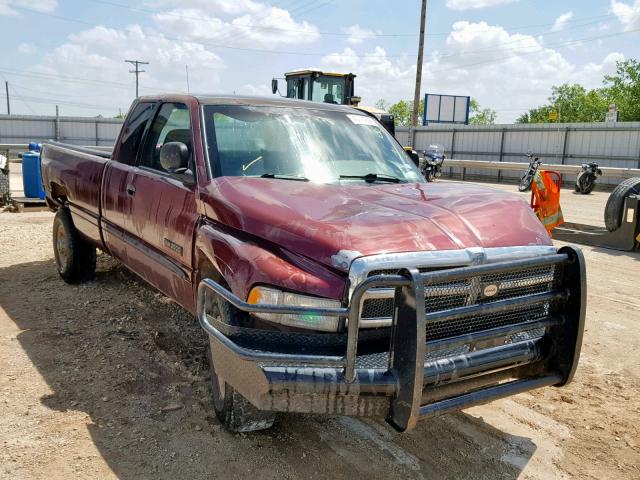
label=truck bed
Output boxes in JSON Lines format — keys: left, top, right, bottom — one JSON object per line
{"left": 40, "top": 141, "right": 112, "bottom": 247}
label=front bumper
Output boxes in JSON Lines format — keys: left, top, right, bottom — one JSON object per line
{"left": 197, "top": 246, "right": 585, "bottom": 432}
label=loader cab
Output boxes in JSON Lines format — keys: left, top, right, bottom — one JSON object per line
{"left": 271, "top": 69, "right": 395, "bottom": 135}
{"left": 272, "top": 70, "right": 358, "bottom": 106}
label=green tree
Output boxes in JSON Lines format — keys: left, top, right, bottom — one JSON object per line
{"left": 516, "top": 83, "right": 608, "bottom": 123}
{"left": 374, "top": 99, "right": 388, "bottom": 110}
{"left": 602, "top": 59, "right": 640, "bottom": 121}
{"left": 387, "top": 99, "right": 424, "bottom": 126}
{"left": 469, "top": 98, "right": 497, "bottom": 125}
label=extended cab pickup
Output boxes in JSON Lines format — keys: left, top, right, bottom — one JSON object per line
{"left": 41, "top": 94, "right": 586, "bottom": 433}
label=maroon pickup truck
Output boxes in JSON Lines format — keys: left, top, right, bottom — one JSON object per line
{"left": 41, "top": 94, "right": 586, "bottom": 433}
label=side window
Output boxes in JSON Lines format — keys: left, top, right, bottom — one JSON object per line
{"left": 117, "top": 102, "right": 155, "bottom": 165}
{"left": 139, "top": 103, "right": 192, "bottom": 175}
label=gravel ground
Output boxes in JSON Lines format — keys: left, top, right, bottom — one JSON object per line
{"left": 0, "top": 182, "right": 638, "bottom": 479}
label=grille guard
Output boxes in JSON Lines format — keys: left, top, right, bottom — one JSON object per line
{"left": 197, "top": 246, "right": 586, "bottom": 432}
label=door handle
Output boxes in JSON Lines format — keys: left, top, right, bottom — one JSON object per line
{"left": 126, "top": 184, "right": 136, "bottom": 196}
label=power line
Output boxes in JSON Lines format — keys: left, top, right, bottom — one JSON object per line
{"left": 10, "top": 5, "right": 637, "bottom": 61}
{"left": 125, "top": 59, "right": 149, "bottom": 98}
{"left": 1, "top": 24, "right": 636, "bottom": 93}
{"left": 85, "top": 0, "right": 619, "bottom": 39}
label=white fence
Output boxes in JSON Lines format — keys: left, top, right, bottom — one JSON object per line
{"left": 397, "top": 122, "right": 640, "bottom": 186}
{"left": 0, "top": 114, "right": 123, "bottom": 147}
{"left": 2, "top": 114, "right": 640, "bottom": 187}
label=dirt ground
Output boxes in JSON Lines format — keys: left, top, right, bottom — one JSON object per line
{"left": 0, "top": 181, "right": 638, "bottom": 479}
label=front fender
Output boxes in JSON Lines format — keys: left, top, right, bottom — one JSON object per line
{"left": 194, "top": 222, "right": 346, "bottom": 304}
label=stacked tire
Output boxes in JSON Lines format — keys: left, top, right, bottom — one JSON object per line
{"left": 604, "top": 177, "right": 640, "bottom": 232}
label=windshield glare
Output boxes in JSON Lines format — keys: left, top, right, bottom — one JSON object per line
{"left": 203, "top": 105, "right": 423, "bottom": 184}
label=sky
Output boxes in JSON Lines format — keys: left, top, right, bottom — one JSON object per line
{"left": 0, "top": 0, "right": 639, "bottom": 122}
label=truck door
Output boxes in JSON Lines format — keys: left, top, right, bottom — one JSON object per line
{"left": 125, "top": 102, "right": 199, "bottom": 310}
{"left": 101, "top": 101, "right": 155, "bottom": 262}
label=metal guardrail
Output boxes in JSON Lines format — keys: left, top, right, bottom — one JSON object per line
{"left": 445, "top": 158, "right": 640, "bottom": 179}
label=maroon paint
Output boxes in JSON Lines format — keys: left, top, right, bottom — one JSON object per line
{"left": 200, "top": 177, "right": 551, "bottom": 272}
{"left": 42, "top": 94, "right": 552, "bottom": 314}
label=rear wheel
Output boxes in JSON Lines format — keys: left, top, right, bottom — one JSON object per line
{"left": 200, "top": 266, "right": 276, "bottom": 432}
{"left": 604, "top": 177, "right": 640, "bottom": 231}
{"left": 575, "top": 171, "right": 596, "bottom": 194}
{"left": 52, "top": 208, "right": 96, "bottom": 283}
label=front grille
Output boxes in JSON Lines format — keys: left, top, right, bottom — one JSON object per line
{"left": 361, "top": 263, "right": 561, "bottom": 340}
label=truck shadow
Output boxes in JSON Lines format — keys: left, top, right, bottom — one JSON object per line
{"left": 0, "top": 258, "right": 535, "bottom": 479}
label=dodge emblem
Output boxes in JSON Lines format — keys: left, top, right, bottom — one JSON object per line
{"left": 483, "top": 284, "right": 499, "bottom": 297}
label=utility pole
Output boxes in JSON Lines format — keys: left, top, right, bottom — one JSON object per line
{"left": 185, "top": 65, "right": 190, "bottom": 94}
{"left": 5, "top": 81, "right": 10, "bottom": 115}
{"left": 411, "top": 0, "right": 427, "bottom": 128}
{"left": 125, "top": 59, "right": 149, "bottom": 98}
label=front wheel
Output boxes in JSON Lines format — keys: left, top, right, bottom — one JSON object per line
{"left": 518, "top": 170, "right": 535, "bottom": 192}
{"left": 52, "top": 208, "right": 96, "bottom": 283}
{"left": 201, "top": 268, "right": 276, "bottom": 432}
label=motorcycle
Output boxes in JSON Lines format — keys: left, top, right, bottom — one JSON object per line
{"left": 518, "top": 154, "right": 542, "bottom": 192}
{"left": 421, "top": 144, "right": 446, "bottom": 182}
{"left": 574, "top": 162, "right": 602, "bottom": 194}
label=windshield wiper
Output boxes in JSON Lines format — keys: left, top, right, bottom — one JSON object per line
{"left": 339, "top": 173, "right": 403, "bottom": 183}
{"left": 259, "top": 173, "right": 309, "bottom": 182}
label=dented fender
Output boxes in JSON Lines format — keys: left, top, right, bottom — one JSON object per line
{"left": 194, "top": 221, "right": 346, "bottom": 304}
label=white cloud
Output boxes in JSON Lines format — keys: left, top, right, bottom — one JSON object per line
{"left": 239, "top": 83, "right": 272, "bottom": 96}
{"left": 552, "top": 11, "right": 574, "bottom": 31}
{"left": 152, "top": 4, "right": 319, "bottom": 48}
{"left": 611, "top": 0, "right": 640, "bottom": 31}
{"left": 11, "top": 0, "right": 320, "bottom": 115}
{"left": 17, "top": 42, "right": 36, "bottom": 54}
{"left": 26, "top": 24, "right": 224, "bottom": 114}
{"left": 321, "top": 21, "right": 623, "bottom": 123}
{"left": 343, "top": 24, "right": 376, "bottom": 45}
{"left": 0, "top": 0, "right": 56, "bottom": 16}
{"left": 445, "top": 0, "right": 518, "bottom": 11}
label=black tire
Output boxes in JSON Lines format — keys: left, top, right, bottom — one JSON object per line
{"left": 200, "top": 267, "right": 276, "bottom": 432}
{"left": 52, "top": 208, "right": 96, "bottom": 283}
{"left": 576, "top": 171, "right": 596, "bottom": 194}
{"left": 518, "top": 171, "right": 535, "bottom": 192}
{"left": 604, "top": 177, "right": 640, "bottom": 232}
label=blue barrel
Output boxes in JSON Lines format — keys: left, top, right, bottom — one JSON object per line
{"left": 22, "top": 151, "right": 46, "bottom": 199}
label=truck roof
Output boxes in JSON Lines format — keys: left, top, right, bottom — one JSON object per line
{"left": 136, "top": 93, "right": 357, "bottom": 113}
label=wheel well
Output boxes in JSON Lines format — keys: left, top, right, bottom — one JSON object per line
{"left": 49, "top": 182, "right": 68, "bottom": 206}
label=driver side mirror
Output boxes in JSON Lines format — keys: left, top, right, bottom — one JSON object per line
{"left": 160, "top": 142, "right": 190, "bottom": 174}
{"left": 271, "top": 78, "right": 278, "bottom": 95}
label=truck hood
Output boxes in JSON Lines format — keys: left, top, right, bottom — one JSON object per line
{"left": 203, "top": 178, "right": 551, "bottom": 272}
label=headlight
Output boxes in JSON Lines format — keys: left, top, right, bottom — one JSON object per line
{"left": 247, "top": 286, "right": 342, "bottom": 332}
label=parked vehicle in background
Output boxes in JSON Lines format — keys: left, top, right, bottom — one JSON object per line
{"left": 421, "top": 144, "right": 446, "bottom": 182}
{"left": 40, "top": 94, "right": 586, "bottom": 435}
{"left": 575, "top": 162, "right": 602, "bottom": 194}
{"left": 519, "top": 153, "right": 543, "bottom": 192}
{"left": 272, "top": 69, "right": 396, "bottom": 135}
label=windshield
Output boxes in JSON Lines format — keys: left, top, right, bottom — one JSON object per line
{"left": 426, "top": 144, "right": 444, "bottom": 156}
{"left": 311, "top": 76, "right": 345, "bottom": 104}
{"left": 203, "top": 105, "right": 424, "bottom": 184}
